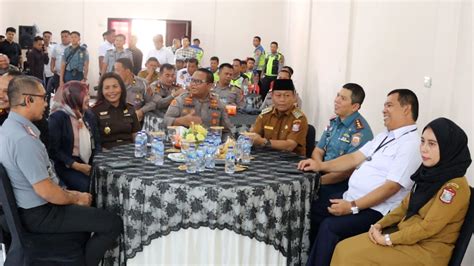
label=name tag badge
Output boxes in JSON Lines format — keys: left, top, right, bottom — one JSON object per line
{"left": 264, "top": 125, "right": 274, "bottom": 130}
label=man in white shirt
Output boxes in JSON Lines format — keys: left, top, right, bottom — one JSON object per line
{"left": 146, "top": 34, "right": 175, "bottom": 66}
{"left": 49, "top": 30, "right": 71, "bottom": 93}
{"left": 176, "top": 58, "right": 198, "bottom": 89}
{"left": 98, "top": 29, "right": 115, "bottom": 75}
{"left": 298, "top": 89, "right": 421, "bottom": 266}
{"left": 42, "top": 31, "right": 54, "bottom": 87}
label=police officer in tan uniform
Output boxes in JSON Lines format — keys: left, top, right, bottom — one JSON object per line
{"left": 212, "top": 63, "right": 244, "bottom": 108}
{"left": 149, "top": 63, "right": 186, "bottom": 118}
{"left": 114, "top": 58, "right": 155, "bottom": 122}
{"left": 250, "top": 79, "right": 308, "bottom": 156}
{"left": 164, "top": 68, "right": 233, "bottom": 141}
{"left": 92, "top": 72, "right": 141, "bottom": 149}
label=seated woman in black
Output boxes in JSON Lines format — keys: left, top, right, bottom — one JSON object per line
{"left": 48, "top": 81, "right": 101, "bottom": 192}
{"left": 92, "top": 72, "right": 140, "bottom": 150}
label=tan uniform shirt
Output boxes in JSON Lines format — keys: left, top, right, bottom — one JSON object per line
{"left": 138, "top": 70, "right": 159, "bottom": 84}
{"left": 149, "top": 81, "right": 180, "bottom": 118}
{"left": 92, "top": 101, "right": 141, "bottom": 149}
{"left": 213, "top": 84, "right": 245, "bottom": 109}
{"left": 252, "top": 106, "right": 308, "bottom": 156}
{"left": 332, "top": 177, "right": 470, "bottom": 266}
{"left": 164, "top": 92, "right": 234, "bottom": 140}
{"left": 126, "top": 76, "right": 155, "bottom": 113}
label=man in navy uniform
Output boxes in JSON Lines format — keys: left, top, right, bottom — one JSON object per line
{"left": 299, "top": 83, "right": 373, "bottom": 243}
{"left": 0, "top": 76, "right": 122, "bottom": 265}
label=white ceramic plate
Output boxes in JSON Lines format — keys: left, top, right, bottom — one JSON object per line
{"left": 167, "top": 153, "right": 186, "bottom": 163}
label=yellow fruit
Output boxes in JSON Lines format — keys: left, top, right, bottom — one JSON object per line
{"left": 185, "top": 134, "right": 196, "bottom": 141}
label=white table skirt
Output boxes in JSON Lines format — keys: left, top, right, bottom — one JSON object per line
{"left": 128, "top": 228, "right": 287, "bottom": 265}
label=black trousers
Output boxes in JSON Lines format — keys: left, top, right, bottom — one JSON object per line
{"left": 19, "top": 203, "right": 123, "bottom": 266}
{"left": 307, "top": 193, "right": 383, "bottom": 266}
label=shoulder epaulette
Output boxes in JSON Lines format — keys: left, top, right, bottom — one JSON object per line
{"left": 329, "top": 115, "right": 337, "bottom": 121}
{"left": 261, "top": 107, "right": 272, "bottom": 115}
{"left": 354, "top": 118, "right": 364, "bottom": 130}
{"left": 291, "top": 108, "right": 303, "bottom": 119}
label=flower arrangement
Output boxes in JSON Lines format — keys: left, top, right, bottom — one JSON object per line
{"left": 182, "top": 123, "right": 207, "bottom": 142}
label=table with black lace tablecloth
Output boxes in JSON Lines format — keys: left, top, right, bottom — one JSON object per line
{"left": 93, "top": 144, "right": 316, "bottom": 266}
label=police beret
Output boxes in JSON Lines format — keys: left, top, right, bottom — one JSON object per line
{"left": 273, "top": 79, "right": 295, "bottom": 91}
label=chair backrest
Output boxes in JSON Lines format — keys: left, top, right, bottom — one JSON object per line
{"left": 449, "top": 186, "right": 474, "bottom": 266}
{"left": 0, "top": 163, "right": 26, "bottom": 265}
{"left": 306, "top": 124, "right": 316, "bottom": 158}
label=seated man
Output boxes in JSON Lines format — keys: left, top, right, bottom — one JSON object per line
{"left": 298, "top": 89, "right": 422, "bottom": 266}
{"left": 299, "top": 83, "right": 373, "bottom": 243}
{"left": 176, "top": 58, "right": 198, "bottom": 89}
{"left": 212, "top": 63, "right": 244, "bottom": 108}
{"left": 150, "top": 63, "right": 186, "bottom": 118}
{"left": 0, "top": 53, "right": 19, "bottom": 75}
{"left": 138, "top": 57, "right": 160, "bottom": 84}
{"left": 164, "top": 68, "right": 233, "bottom": 141}
{"left": 0, "top": 70, "right": 49, "bottom": 148}
{"left": 0, "top": 76, "right": 122, "bottom": 266}
{"left": 115, "top": 57, "right": 155, "bottom": 122}
{"left": 250, "top": 79, "right": 308, "bottom": 156}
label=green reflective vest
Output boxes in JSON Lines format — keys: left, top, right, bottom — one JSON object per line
{"left": 265, "top": 52, "right": 282, "bottom": 77}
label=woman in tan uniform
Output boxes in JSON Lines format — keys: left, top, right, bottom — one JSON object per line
{"left": 331, "top": 117, "right": 471, "bottom": 266}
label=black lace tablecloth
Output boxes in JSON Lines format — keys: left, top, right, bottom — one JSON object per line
{"left": 93, "top": 144, "right": 316, "bottom": 266}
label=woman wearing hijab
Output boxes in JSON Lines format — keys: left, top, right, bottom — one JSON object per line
{"left": 48, "top": 81, "right": 101, "bottom": 192}
{"left": 92, "top": 72, "right": 140, "bottom": 149}
{"left": 331, "top": 117, "right": 471, "bottom": 266}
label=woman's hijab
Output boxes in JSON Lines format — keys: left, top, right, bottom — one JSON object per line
{"left": 406, "top": 117, "right": 471, "bottom": 219}
{"left": 51, "top": 81, "right": 92, "bottom": 163}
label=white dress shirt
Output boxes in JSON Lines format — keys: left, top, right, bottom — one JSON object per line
{"left": 176, "top": 68, "right": 192, "bottom": 88}
{"left": 146, "top": 47, "right": 175, "bottom": 65}
{"left": 98, "top": 41, "right": 114, "bottom": 57}
{"left": 343, "top": 124, "right": 421, "bottom": 215}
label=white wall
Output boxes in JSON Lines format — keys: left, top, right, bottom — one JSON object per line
{"left": 0, "top": 0, "right": 288, "bottom": 87}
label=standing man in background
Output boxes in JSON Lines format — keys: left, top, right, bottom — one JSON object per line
{"left": 26, "top": 36, "right": 49, "bottom": 83}
{"left": 0, "top": 27, "right": 22, "bottom": 69}
{"left": 146, "top": 34, "right": 174, "bottom": 66}
{"left": 98, "top": 29, "right": 115, "bottom": 76}
{"left": 261, "top": 41, "right": 284, "bottom": 100}
{"left": 128, "top": 35, "right": 143, "bottom": 75}
{"left": 60, "top": 31, "right": 89, "bottom": 85}
{"left": 101, "top": 34, "right": 133, "bottom": 75}
{"left": 252, "top": 36, "right": 265, "bottom": 75}
{"left": 42, "top": 31, "right": 54, "bottom": 88}
{"left": 50, "top": 30, "right": 70, "bottom": 93}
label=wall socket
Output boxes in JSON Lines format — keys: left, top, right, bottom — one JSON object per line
{"left": 424, "top": 76, "right": 432, "bottom": 88}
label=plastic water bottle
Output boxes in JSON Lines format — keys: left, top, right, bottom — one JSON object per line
{"left": 151, "top": 137, "right": 165, "bottom": 166}
{"left": 205, "top": 140, "right": 216, "bottom": 169}
{"left": 236, "top": 135, "right": 245, "bottom": 162}
{"left": 196, "top": 143, "right": 206, "bottom": 172}
{"left": 186, "top": 144, "right": 197, "bottom": 174}
{"left": 225, "top": 146, "right": 236, "bottom": 174}
{"left": 242, "top": 136, "right": 252, "bottom": 163}
{"left": 134, "top": 131, "right": 146, "bottom": 158}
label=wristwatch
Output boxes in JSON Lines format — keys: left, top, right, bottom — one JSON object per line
{"left": 384, "top": 234, "right": 393, "bottom": 246}
{"left": 350, "top": 200, "right": 359, "bottom": 214}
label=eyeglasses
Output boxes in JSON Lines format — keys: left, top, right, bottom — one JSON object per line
{"left": 22, "top": 93, "right": 47, "bottom": 101}
{"left": 190, "top": 78, "right": 208, "bottom": 85}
